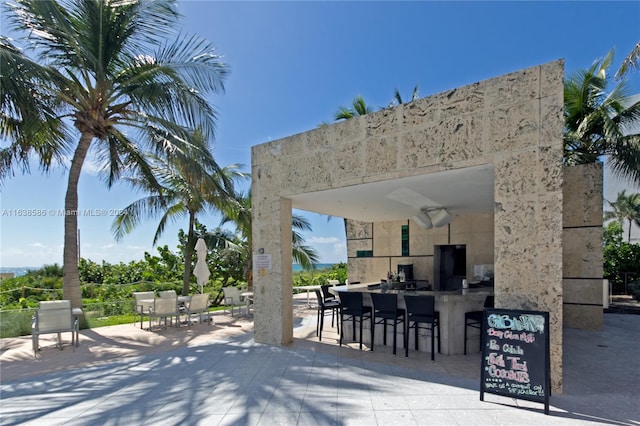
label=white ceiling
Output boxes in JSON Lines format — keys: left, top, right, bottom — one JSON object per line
{"left": 290, "top": 164, "right": 495, "bottom": 222}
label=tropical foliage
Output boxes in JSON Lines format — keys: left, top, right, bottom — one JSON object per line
{"left": 604, "top": 190, "right": 640, "bottom": 242}
{"left": 615, "top": 41, "right": 640, "bottom": 79}
{"left": 563, "top": 49, "right": 640, "bottom": 184}
{"left": 112, "top": 128, "right": 247, "bottom": 295}
{"left": 388, "top": 84, "right": 420, "bottom": 108}
{"left": 603, "top": 221, "right": 640, "bottom": 294}
{"left": 334, "top": 95, "right": 374, "bottom": 121}
{"left": 0, "top": 0, "right": 229, "bottom": 310}
{"left": 218, "top": 190, "right": 320, "bottom": 291}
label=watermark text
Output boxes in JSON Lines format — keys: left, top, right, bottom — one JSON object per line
{"left": 2, "top": 208, "right": 125, "bottom": 217}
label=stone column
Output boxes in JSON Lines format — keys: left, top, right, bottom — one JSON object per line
{"left": 492, "top": 61, "right": 565, "bottom": 393}
{"left": 252, "top": 160, "right": 294, "bottom": 345}
{"left": 562, "top": 163, "right": 604, "bottom": 330}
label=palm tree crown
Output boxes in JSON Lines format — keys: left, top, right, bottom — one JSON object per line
{"left": 112, "top": 129, "right": 247, "bottom": 295}
{"left": 219, "top": 190, "right": 319, "bottom": 291}
{"left": 563, "top": 49, "right": 640, "bottom": 184}
{"left": 604, "top": 190, "right": 640, "bottom": 242}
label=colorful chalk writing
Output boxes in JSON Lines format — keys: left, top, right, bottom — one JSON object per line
{"left": 480, "top": 309, "right": 550, "bottom": 415}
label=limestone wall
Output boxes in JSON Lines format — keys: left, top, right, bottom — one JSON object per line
{"left": 563, "top": 163, "right": 604, "bottom": 329}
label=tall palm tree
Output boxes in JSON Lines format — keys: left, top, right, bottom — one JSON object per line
{"left": 564, "top": 49, "right": 640, "bottom": 184}
{"left": 0, "top": 0, "right": 228, "bottom": 308}
{"left": 604, "top": 190, "right": 640, "bottom": 242}
{"left": 112, "top": 131, "right": 247, "bottom": 295}
{"left": 220, "top": 190, "right": 320, "bottom": 291}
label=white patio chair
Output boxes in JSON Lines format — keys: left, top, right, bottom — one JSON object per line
{"left": 222, "top": 286, "right": 246, "bottom": 316}
{"left": 184, "top": 294, "right": 212, "bottom": 327}
{"left": 32, "top": 300, "right": 79, "bottom": 358}
{"left": 158, "top": 290, "right": 178, "bottom": 298}
{"left": 133, "top": 291, "right": 155, "bottom": 329}
{"left": 148, "top": 296, "right": 180, "bottom": 330}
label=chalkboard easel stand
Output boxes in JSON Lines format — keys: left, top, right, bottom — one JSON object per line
{"left": 479, "top": 308, "right": 551, "bottom": 415}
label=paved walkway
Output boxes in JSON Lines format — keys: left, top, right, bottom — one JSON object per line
{"left": 1, "top": 299, "right": 638, "bottom": 425}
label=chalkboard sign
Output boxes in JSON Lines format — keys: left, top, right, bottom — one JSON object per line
{"left": 479, "top": 308, "right": 550, "bottom": 415}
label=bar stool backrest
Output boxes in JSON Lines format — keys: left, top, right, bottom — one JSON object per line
{"left": 484, "top": 295, "right": 495, "bottom": 309}
{"left": 371, "top": 292, "right": 398, "bottom": 315}
{"left": 321, "top": 285, "right": 336, "bottom": 302}
{"left": 338, "top": 291, "right": 365, "bottom": 315}
{"left": 404, "top": 295, "right": 436, "bottom": 321}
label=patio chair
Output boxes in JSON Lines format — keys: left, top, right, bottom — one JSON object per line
{"left": 32, "top": 300, "right": 79, "bottom": 358}
{"left": 338, "top": 291, "right": 372, "bottom": 350}
{"left": 184, "top": 293, "right": 212, "bottom": 327}
{"left": 322, "top": 283, "right": 338, "bottom": 303}
{"left": 314, "top": 289, "right": 340, "bottom": 341}
{"left": 464, "top": 295, "right": 494, "bottom": 354}
{"left": 222, "top": 286, "right": 246, "bottom": 316}
{"left": 158, "top": 290, "right": 178, "bottom": 298}
{"left": 371, "top": 292, "right": 405, "bottom": 355}
{"left": 133, "top": 291, "right": 155, "bottom": 329}
{"left": 148, "top": 296, "right": 180, "bottom": 330}
{"left": 404, "top": 295, "right": 440, "bottom": 361}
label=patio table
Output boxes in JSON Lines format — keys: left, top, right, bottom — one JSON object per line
{"left": 241, "top": 291, "right": 254, "bottom": 316}
{"left": 293, "top": 285, "right": 320, "bottom": 307}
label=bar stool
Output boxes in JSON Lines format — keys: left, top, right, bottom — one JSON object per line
{"left": 321, "top": 284, "right": 337, "bottom": 303}
{"left": 404, "top": 295, "right": 440, "bottom": 361}
{"left": 314, "top": 289, "right": 340, "bottom": 341}
{"left": 338, "top": 291, "right": 372, "bottom": 350}
{"left": 464, "top": 295, "right": 494, "bottom": 354}
{"left": 371, "top": 292, "right": 405, "bottom": 355}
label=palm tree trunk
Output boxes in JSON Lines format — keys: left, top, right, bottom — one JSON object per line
{"left": 182, "top": 210, "right": 196, "bottom": 295}
{"left": 628, "top": 218, "right": 632, "bottom": 243}
{"left": 63, "top": 133, "right": 93, "bottom": 312}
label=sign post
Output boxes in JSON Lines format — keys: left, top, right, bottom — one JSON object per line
{"left": 480, "top": 308, "right": 551, "bottom": 415}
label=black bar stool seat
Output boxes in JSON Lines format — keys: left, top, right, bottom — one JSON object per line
{"left": 314, "top": 289, "right": 340, "bottom": 341}
{"left": 371, "top": 292, "right": 405, "bottom": 355}
{"left": 464, "top": 295, "right": 494, "bottom": 354}
{"left": 404, "top": 295, "right": 440, "bottom": 361}
{"left": 338, "top": 291, "right": 372, "bottom": 350}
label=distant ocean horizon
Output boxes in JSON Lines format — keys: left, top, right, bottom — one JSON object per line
{"left": 0, "top": 267, "right": 39, "bottom": 278}
{"left": 292, "top": 263, "right": 336, "bottom": 272}
{"left": 2, "top": 264, "right": 338, "bottom": 277}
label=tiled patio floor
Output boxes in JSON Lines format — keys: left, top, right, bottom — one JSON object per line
{"left": 1, "top": 295, "right": 638, "bottom": 425}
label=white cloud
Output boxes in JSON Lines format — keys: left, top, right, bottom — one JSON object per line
{"left": 0, "top": 244, "right": 61, "bottom": 267}
{"left": 307, "top": 236, "right": 340, "bottom": 244}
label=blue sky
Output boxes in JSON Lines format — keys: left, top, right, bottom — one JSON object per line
{"left": 1, "top": 1, "right": 639, "bottom": 268}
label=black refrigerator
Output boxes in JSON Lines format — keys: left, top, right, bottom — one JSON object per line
{"left": 434, "top": 245, "right": 466, "bottom": 291}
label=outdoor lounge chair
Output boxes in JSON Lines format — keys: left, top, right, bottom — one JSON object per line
{"left": 32, "top": 300, "right": 79, "bottom": 358}
{"left": 158, "top": 290, "right": 178, "bottom": 298}
{"left": 184, "top": 293, "right": 212, "bottom": 327}
{"left": 148, "top": 296, "right": 180, "bottom": 330}
{"left": 222, "top": 286, "right": 246, "bottom": 316}
{"left": 133, "top": 291, "right": 155, "bottom": 329}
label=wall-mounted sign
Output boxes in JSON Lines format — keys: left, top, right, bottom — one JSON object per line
{"left": 480, "top": 308, "right": 551, "bottom": 415}
{"left": 253, "top": 254, "right": 272, "bottom": 270}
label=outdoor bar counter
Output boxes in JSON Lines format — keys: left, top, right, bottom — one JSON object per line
{"left": 332, "top": 283, "right": 494, "bottom": 355}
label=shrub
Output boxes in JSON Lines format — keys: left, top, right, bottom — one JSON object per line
{"left": 0, "top": 308, "right": 34, "bottom": 338}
